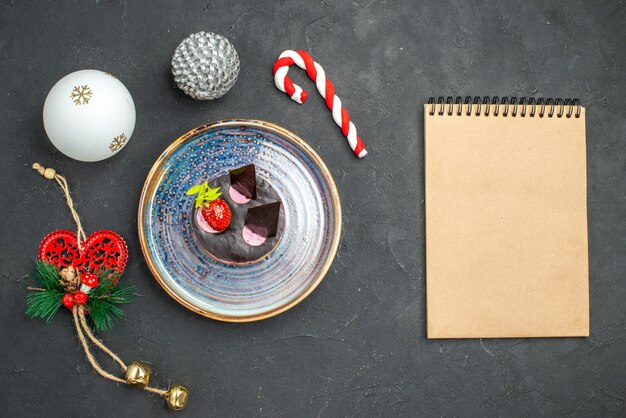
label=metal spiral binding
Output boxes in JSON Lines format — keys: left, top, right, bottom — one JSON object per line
{"left": 427, "top": 96, "right": 581, "bottom": 118}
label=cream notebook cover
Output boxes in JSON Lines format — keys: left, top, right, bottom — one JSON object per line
{"left": 424, "top": 97, "right": 589, "bottom": 338}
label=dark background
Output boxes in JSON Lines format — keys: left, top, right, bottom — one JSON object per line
{"left": 1, "top": 0, "right": 624, "bottom": 416}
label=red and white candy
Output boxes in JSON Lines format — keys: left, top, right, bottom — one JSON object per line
{"left": 273, "top": 50, "right": 367, "bottom": 158}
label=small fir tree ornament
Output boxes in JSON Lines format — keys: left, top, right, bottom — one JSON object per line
{"left": 26, "top": 163, "right": 189, "bottom": 411}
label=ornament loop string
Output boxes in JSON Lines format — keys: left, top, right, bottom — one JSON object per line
{"left": 72, "top": 305, "right": 127, "bottom": 385}
{"left": 32, "top": 163, "right": 87, "bottom": 249}
{"left": 77, "top": 307, "right": 128, "bottom": 371}
{"left": 74, "top": 306, "right": 168, "bottom": 397}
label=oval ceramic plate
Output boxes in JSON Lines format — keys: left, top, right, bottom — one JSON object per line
{"left": 138, "top": 120, "right": 341, "bottom": 322}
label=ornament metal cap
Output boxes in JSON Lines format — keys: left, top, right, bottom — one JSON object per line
{"left": 124, "top": 361, "right": 152, "bottom": 388}
{"left": 166, "top": 385, "right": 190, "bottom": 410}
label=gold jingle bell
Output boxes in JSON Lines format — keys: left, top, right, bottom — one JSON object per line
{"left": 166, "top": 384, "right": 189, "bottom": 410}
{"left": 124, "top": 361, "right": 152, "bottom": 388}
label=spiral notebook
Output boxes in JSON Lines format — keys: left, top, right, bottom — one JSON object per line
{"left": 424, "top": 97, "right": 589, "bottom": 338}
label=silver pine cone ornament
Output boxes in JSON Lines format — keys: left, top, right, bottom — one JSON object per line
{"left": 171, "top": 31, "right": 240, "bottom": 100}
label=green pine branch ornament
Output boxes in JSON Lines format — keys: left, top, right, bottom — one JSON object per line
{"left": 26, "top": 262, "right": 134, "bottom": 331}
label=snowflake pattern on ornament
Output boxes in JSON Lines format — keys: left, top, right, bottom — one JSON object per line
{"left": 69, "top": 85, "right": 93, "bottom": 105}
{"left": 109, "top": 134, "right": 128, "bottom": 152}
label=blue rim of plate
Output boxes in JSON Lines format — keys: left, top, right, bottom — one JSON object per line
{"left": 138, "top": 119, "right": 342, "bottom": 322}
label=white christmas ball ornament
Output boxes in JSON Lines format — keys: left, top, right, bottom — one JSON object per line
{"left": 43, "top": 69, "right": 136, "bottom": 162}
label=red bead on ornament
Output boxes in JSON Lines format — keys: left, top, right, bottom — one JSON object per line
{"left": 74, "top": 291, "right": 88, "bottom": 305}
{"left": 62, "top": 293, "right": 75, "bottom": 309}
{"left": 81, "top": 273, "right": 99, "bottom": 288}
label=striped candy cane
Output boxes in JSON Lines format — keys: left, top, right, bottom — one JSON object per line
{"left": 272, "top": 50, "right": 367, "bottom": 158}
